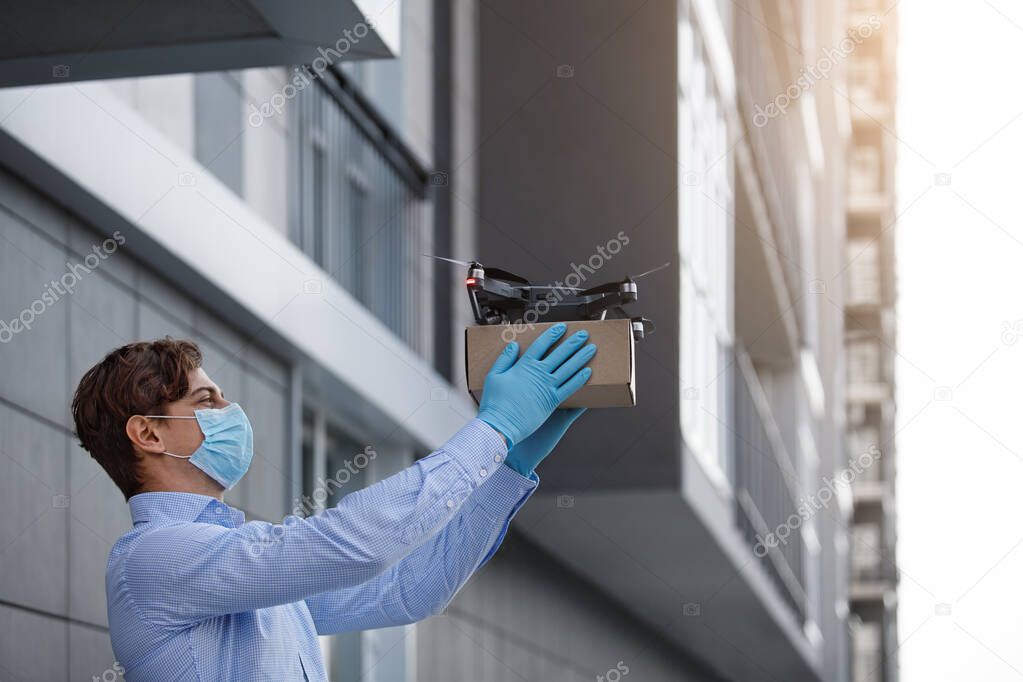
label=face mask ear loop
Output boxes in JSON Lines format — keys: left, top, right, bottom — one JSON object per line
{"left": 162, "top": 451, "right": 191, "bottom": 459}
{"left": 142, "top": 416, "right": 199, "bottom": 461}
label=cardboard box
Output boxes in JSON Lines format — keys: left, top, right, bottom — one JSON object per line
{"left": 465, "top": 319, "right": 636, "bottom": 408}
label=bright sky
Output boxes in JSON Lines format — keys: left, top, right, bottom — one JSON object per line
{"left": 896, "top": 0, "right": 1023, "bottom": 679}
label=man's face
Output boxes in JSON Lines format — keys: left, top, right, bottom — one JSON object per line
{"left": 151, "top": 367, "right": 230, "bottom": 458}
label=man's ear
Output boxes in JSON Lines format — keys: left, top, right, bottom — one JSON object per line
{"left": 125, "top": 415, "right": 166, "bottom": 455}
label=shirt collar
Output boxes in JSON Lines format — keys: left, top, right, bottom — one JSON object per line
{"left": 128, "top": 492, "right": 245, "bottom": 528}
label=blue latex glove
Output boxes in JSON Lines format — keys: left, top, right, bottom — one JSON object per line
{"left": 477, "top": 323, "right": 596, "bottom": 447}
{"left": 504, "top": 407, "right": 587, "bottom": 477}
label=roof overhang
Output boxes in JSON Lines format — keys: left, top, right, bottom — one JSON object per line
{"left": 0, "top": 0, "right": 400, "bottom": 87}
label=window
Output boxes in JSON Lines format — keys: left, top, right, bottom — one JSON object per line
{"left": 292, "top": 71, "right": 432, "bottom": 356}
{"left": 846, "top": 238, "right": 881, "bottom": 306}
{"left": 847, "top": 337, "right": 881, "bottom": 385}
{"left": 679, "top": 5, "right": 733, "bottom": 483}
{"left": 346, "top": 175, "right": 369, "bottom": 303}
{"left": 194, "top": 72, "right": 243, "bottom": 194}
{"left": 847, "top": 425, "right": 881, "bottom": 482}
{"left": 851, "top": 619, "right": 883, "bottom": 682}
{"left": 850, "top": 145, "right": 882, "bottom": 195}
{"left": 851, "top": 522, "right": 882, "bottom": 580}
{"left": 300, "top": 408, "right": 368, "bottom": 682}
{"left": 848, "top": 59, "right": 881, "bottom": 106}
{"left": 312, "top": 145, "right": 328, "bottom": 267}
{"left": 300, "top": 405, "right": 413, "bottom": 682}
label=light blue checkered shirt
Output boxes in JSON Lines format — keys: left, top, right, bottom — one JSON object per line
{"left": 106, "top": 419, "right": 536, "bottom": 681}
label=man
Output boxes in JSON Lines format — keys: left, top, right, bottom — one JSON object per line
{"left": 71, "top": 323, "right": 596, "bottom": 681}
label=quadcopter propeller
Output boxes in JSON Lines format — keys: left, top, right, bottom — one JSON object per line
{"left": 423, "top": 254, "right": 531, "bottom": 285}
{"left": 514, "top": 262, "right": 670, "bottom": 293}
{"left": 576, "top": 262, "right": 671, "bottom": 297}
{"left": 423, "top": 254, "right": 472, "bottom": 267}
{"left": 630, "top": 262, "right": 671, "bottom": 280}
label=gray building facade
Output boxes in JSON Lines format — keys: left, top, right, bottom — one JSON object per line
{"left": 0, "top": 1, "right": 896, "bottom": 680}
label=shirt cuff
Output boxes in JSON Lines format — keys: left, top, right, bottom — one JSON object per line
{"left": 441, "top": 418, "right": 511, "bottom": 490}
{"left": 475, "top": 460, "right": 538, "bottom": 517}
{"left": 473, "top": 463, "right": 538, "bottom": 566}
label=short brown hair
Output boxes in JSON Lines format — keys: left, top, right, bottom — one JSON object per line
{"left": 71, "top": 338, "right": 203, "bottom": 500}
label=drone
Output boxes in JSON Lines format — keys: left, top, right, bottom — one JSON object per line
{"left": 426, "top": 256, "right": 668, "bottom": 341}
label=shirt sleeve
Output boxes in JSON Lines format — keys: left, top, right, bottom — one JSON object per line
{"left": 304, "top": 463, "right": 537, "bottom": 634}
{"left": 121, "top": 419, "right": 512, "bottom": 629}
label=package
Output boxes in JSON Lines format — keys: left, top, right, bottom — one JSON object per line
{"left": 465, "top": 319, "right": 636, "bottom": 408}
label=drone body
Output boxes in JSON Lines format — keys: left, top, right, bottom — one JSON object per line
{"left": 459, "top": 260, "right": 662, "bottom": 341}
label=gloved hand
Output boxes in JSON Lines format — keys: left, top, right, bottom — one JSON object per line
{"left": 504, "top": 408, "right": 587, "bottom": 477}
{"left": 477, "top": 323, "right": 596, "bottom": 447}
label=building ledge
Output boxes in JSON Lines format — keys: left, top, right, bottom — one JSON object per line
{"left": 849, "top": 581, "right": 898, "bottom": 606}
{"left": 847, "top": 192, "right": 893, "bottom": 217}
{"left": 847, "top": 382, "right": 893, "bottom": 404}
{"left": 516, "top": 484, "right": 822, "bottom": 682}
{"left": 0, "top": 0, "right": 400, "bottom": 87}
{"left": 851, "top": 99, "right": 893, "bottom": 126}
{"left": 515, "top": 427, "right": 824, "bottom": 681}
{"left": 852, "top": 480, "right": 892, "bottom": 508}
{"left": 0, "top": 82, "right": 473, "bottom": 454}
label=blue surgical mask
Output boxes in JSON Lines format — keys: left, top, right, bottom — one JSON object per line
{"left": 145, "top": 403, "right": 255, "bottom": 490}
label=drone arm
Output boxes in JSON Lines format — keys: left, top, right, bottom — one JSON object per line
{"left": 468, "top": 287, "right": 486, "bottom": 325}
{"left": 582, "top": 293, "right": 629, "bottom": 319}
